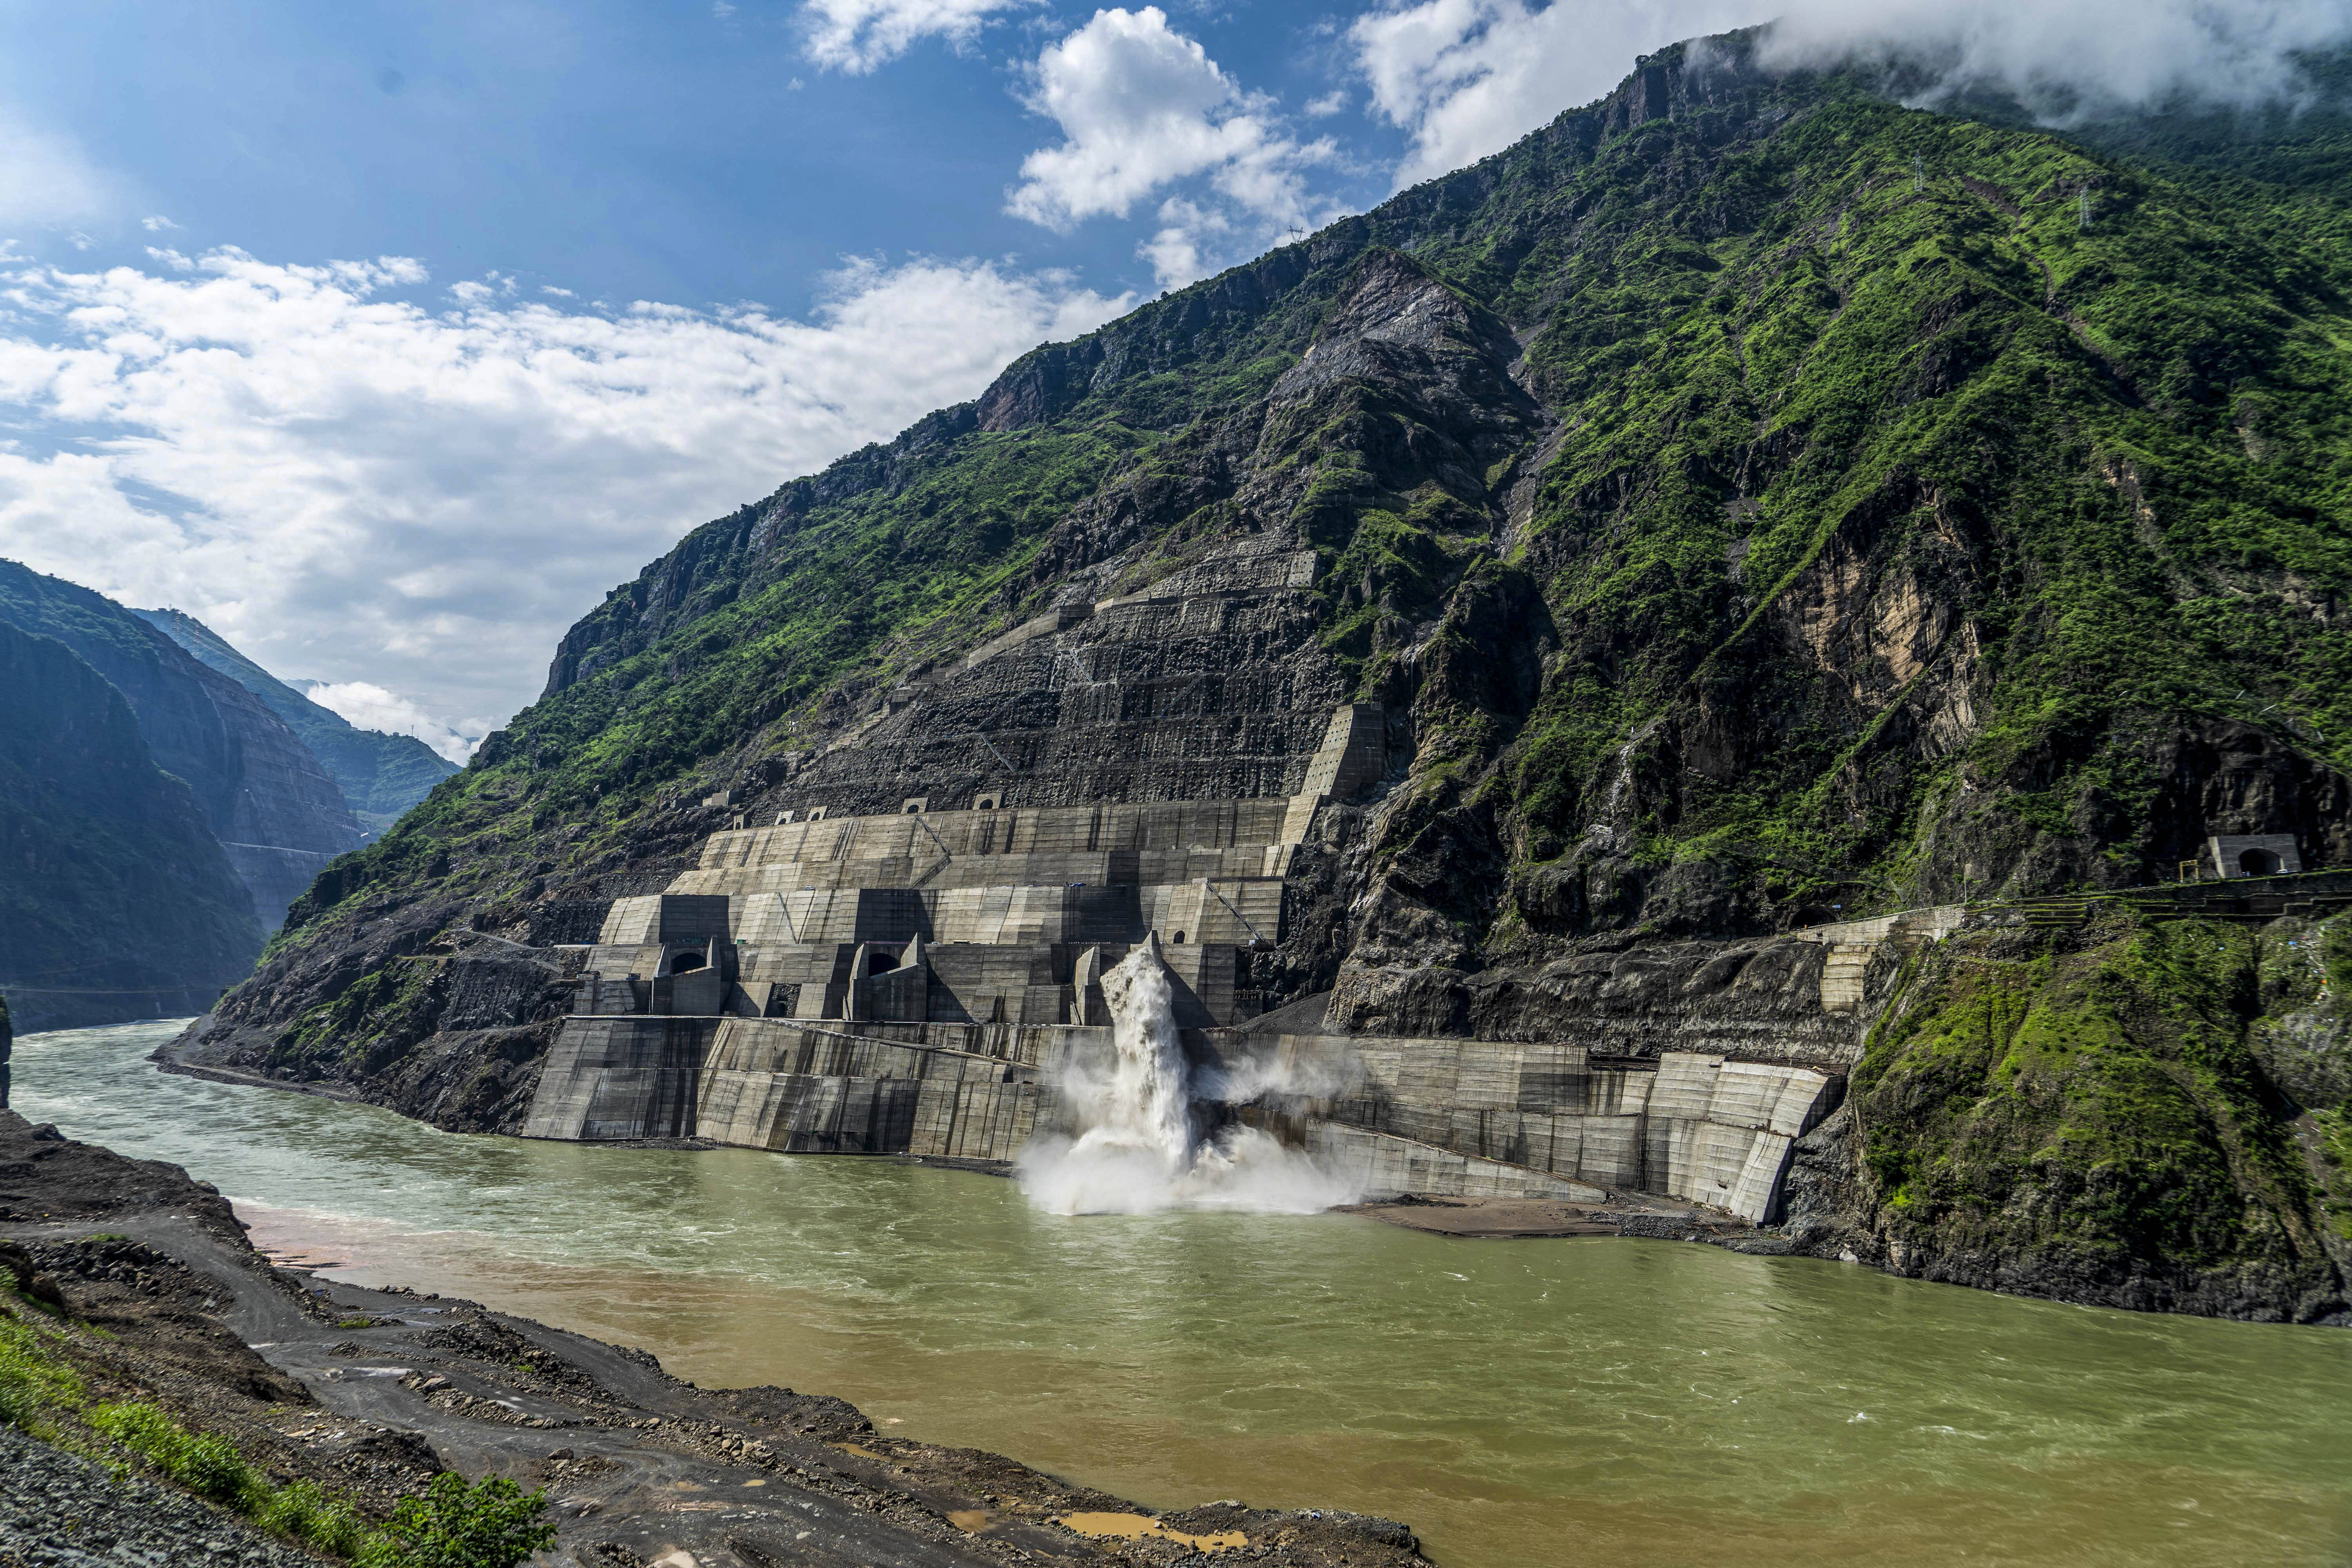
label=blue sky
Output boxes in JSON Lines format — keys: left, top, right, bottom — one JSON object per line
{"left": 0, "top": 0, "right": 2333, "bottom": 750}
{"left": 10, "top": 1, "right": 1412, "bottom": 312}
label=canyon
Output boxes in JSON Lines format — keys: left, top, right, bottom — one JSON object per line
{"left": 167, "top": 32, "right": 2352, "bottom": 1320}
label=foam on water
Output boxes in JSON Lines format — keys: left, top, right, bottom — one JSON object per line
{"left": 1016, "top": 939, "right": 1361, "bottom": 1216}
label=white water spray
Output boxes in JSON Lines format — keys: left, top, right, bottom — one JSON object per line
{"left": 1016, "top": 939, "right": 1363, "bottom": 1216}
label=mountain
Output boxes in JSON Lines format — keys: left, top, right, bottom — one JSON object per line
{"left": 0, "top": 619, "right": 264, "bottom": 1033}
{"left": 134, "top": 607, "right": 458, "bottom": 836}
{"left": 180, "top": 33, "right": 2352, "bottom": 1316}
{"left": 0, "top": 562, "right": 365, "bottom": 930}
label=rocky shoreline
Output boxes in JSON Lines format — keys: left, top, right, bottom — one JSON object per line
{"left": 0, "top": 1111, "right": 1427, "bottom": 1567}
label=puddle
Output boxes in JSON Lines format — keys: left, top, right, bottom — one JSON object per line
{"left": 1055, "top": 1512, "right": 1246, "bottom": 1552}
{"left": 832, "top": 1443, "right": 888, "bottom": 1461}
{"left": 947, "top": 1510, "right": 995, "bottom": 1532}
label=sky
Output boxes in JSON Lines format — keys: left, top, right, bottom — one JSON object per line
{"left": 0, "top": 0, "right": 2343, "bottom": 758}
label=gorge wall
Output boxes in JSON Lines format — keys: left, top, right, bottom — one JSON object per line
{"left": 0, "top": 619, "right": 265, "bottom": 1033}
{"left": 0, "top": 563, "right": 364, "bottom": 931}
{"left": 136, "top": 608, "right": 457, "bottom": 837}
{"left": 177, "top": 32, "right": 2352, "bottom": 1320}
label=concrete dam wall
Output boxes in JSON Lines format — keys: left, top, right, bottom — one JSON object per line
{"left": 515, "top": 541, "right": 1949, "bottom": 1222}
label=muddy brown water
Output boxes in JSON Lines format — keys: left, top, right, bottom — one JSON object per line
{"left": 16, "top": 1021, "right": 2352, "bottom": 1567}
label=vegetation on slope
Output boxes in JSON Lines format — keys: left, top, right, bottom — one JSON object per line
{"left": 1839, "top": 915, "right": 2343, "bottom": 1317}
{"left": 1, "top": 1252, "right": 552, "bottom": 1566}
{"left": 280, "top": 39, "right": 2352, "bottom": 959}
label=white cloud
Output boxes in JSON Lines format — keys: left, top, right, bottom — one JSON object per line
{"left": 1304, "top": 89, "right": 1350, "bottom": 117}
{"left": 141, "top": 215, "right": 180, "bottom": 232}
{"left": 299, "top": 681, "right": 485, "bottom": 762}
{"left": 0, "top": 103, "right": 115, "bottom": 229}
{"left": 1356, "top": 0, "right": 2352, "bottom": 191}
{"left": 0, "top": 246, "right": 1131, "bottom": 732}
{"left": 1353, "top": 0, "right": 1756, "bottom": 187}
{"left": 1008, "top": 7, "right": 1341, "bottom": 287}
{"left": 1760, "top": 0, "right": 2352, "bottom": 118}
{"left": 800, "top": 0, "right": 1040, "bottom": 73}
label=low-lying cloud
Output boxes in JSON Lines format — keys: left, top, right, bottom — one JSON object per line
{"left": 299, "top": 681, "right": 484, "bottom": 764}
{"left": 0, "top": 247, "right": 1129, "bottom": 736}
{"left": 1355, "top": 0, "right": 2352, "bottom": 189}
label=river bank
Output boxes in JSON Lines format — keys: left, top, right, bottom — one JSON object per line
{"left": 0, "top": 1107, "right": 1424, "bottom": 1566}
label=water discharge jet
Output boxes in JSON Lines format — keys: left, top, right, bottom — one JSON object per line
{"left": 1017, "top": 935, "right": 1362, "bottom": 1216}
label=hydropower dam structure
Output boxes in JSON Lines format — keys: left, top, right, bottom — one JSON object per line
{"left": 516, "top": 537, "right": 1929, "bottom": 1224}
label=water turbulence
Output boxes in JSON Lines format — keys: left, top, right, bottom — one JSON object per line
{"left": 1017, "top": 937, "right": 1360, "bottom": 1215}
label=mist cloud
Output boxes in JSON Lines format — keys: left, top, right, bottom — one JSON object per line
{"left": 1357, "top": 0, "right": 2352, "bottom": 189}
{"left": 1759, "top": 0, "right": 2352, "bottom": 117}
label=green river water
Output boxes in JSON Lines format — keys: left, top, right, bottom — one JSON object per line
{"left": 12, "top": 1021, "right": 2351, "bottom": 1567}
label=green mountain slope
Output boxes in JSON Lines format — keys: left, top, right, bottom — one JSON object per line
{"left": 0, "top": 620, "right": 263, "bottom": 1033}
{"left": 191, "top": 33, "right": 2352, "bottom": 1310}
{"left": 134, "top": 608, "right": 457, "bottom": 834}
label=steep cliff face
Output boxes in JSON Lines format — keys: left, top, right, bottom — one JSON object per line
{"left": 0, "top": 564, "right": 363, "bottom": 927}
{"left": 186, "top": 34, "right": 2352, "bottom": 1314}
{"left": 134, "top": 607, "right": 457, "bottom": 835}
{"left": 0, "top": 620, "right": 264, "bottom": 1033}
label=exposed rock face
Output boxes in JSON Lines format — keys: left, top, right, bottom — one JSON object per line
{"left": 136, "top": 607, "right": 457, "bottom": 835}
{"left": 0, "top": 562, "right": 363, "bottom": 930}
{"left": 0, "top": 618, "right": 264, "bottom": 1033}
{"left": 187, "top": 34, "right": 2352, "bottom": 1317}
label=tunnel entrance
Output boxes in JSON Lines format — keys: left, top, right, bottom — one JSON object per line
{"left": 2239, "top": 848, "right": 2281, "bottom": 877}
{"left": 670, "top": 953, "right": 706, "bottom": 974}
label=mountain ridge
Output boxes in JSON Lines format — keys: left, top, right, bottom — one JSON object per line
{"left": 132, "top": 607, "right": 457, "bottom": 835}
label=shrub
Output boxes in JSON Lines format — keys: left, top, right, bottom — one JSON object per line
{"left": 256, "top": 1479, "right": 372, "bottom": 1555}
{"left": 363, "top": 1472, "right": 555, "bottom": 1568}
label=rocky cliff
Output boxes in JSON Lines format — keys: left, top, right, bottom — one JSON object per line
{"left": 0, "top": 620, "right": 264, "bottom": 1033}
{"left": 0, "top": 563, "right": 363, "bottom": 929}
{"left": 182, "top": 32, "right": 2352, "bottom": 1316}
{"left": 135, "top": 607, "right": 457, "bottom": 837}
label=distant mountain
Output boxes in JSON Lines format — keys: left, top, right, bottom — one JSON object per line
{"left": 134, "top": 608, "right": 457, "bottom": 836}
{"left": 0, "top": 561, "right": 362, "bottom": 929}
{"left": 0, "top": 617, "right": 263, "bottom": 1033}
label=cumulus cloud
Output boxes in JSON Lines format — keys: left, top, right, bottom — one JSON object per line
{"left": 1009, "top": 7, "right": 1340, "bottom": 287}
{"left": 0, "top": 247, "right": 1130, "bottom": 734}
{"left": 1356, "top": 0, "right": 2352, "bottom": 190}
{"left": 800, "top": 0, "right": 1040, "bottom": 72}
{"left": 298, "top": 681, "right": 485, "bottom": 763}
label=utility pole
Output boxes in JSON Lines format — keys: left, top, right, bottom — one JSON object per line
{"left": 2079, "top": 189, "right": 2093, "bottom": 230}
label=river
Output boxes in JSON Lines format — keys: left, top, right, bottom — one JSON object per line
{"left": 12, "top": 1020, "right": 2351, "bottom": 1566}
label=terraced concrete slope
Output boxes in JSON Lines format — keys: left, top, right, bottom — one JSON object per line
{"left": 0, "top": 563, "right": 363, "bottom": 929}
{"left": 184, "top": 32, "right": 2352, "bottom": 1317}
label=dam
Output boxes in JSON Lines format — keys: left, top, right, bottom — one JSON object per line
{"left": 518, "top": 537, "right": 1915, "bottom": 1223}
